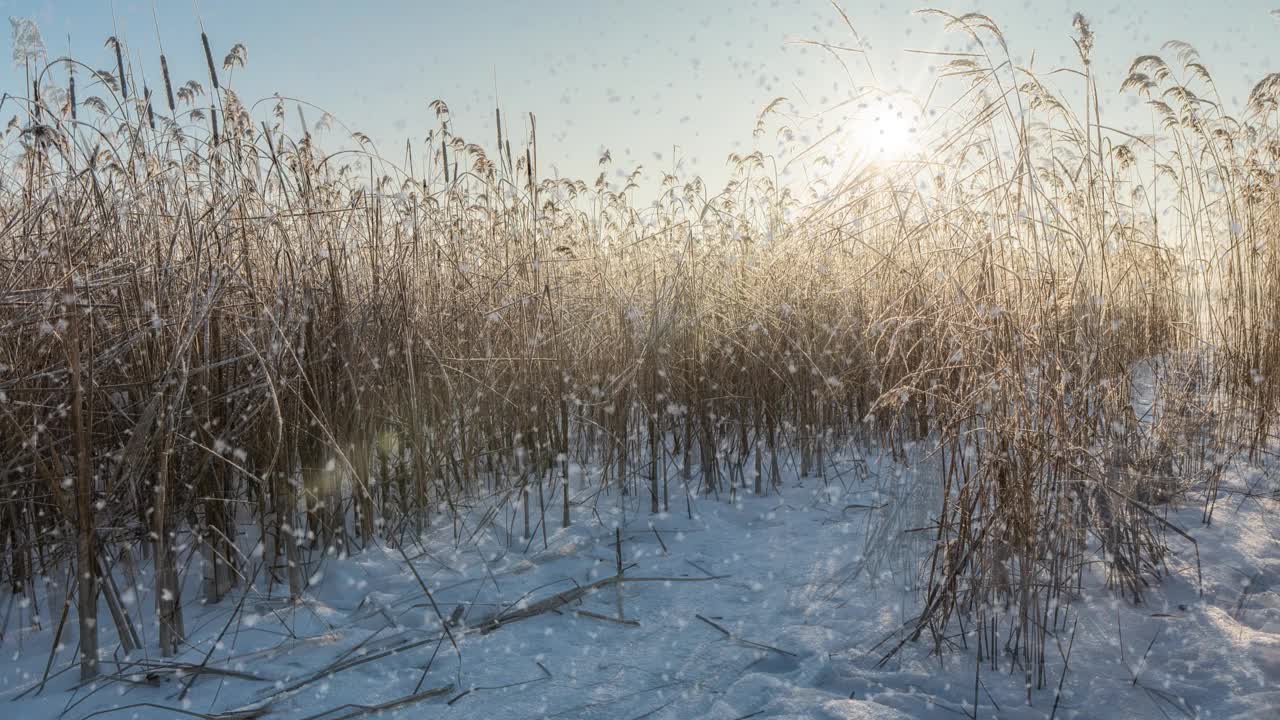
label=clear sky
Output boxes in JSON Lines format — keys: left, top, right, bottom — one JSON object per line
{"left": 3, "top": 0, "right": 1279, "bottom": 189}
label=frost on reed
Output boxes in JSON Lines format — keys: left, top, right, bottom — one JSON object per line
{"left": 0, "top": 11, "right": 1273, "bottom": 686}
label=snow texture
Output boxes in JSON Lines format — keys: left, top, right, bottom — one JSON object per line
{"left": 1, "top": 446, "right": 1277, "bottom": 719}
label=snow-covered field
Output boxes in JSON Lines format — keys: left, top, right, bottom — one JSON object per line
{"left": 2, "top": 446, "right": 1277, "bottom": 720}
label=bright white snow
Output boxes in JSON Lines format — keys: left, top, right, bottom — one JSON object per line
{"left": 1, "top": 444, "right": 1277, "bottom": 719}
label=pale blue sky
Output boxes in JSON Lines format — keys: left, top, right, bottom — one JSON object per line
{"left": 4, "top": 1, "right": 1278, "bottom": 187}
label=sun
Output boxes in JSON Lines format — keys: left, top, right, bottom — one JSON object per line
{"left": 850, "top": 92, "right": 924, "bottom": 164}
{"left": 800, "top": 90, "right": 927, "bottom": 193}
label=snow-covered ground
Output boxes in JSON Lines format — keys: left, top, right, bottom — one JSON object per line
{"left": 2, "top": 445, "right": 1277, "bottom": 719}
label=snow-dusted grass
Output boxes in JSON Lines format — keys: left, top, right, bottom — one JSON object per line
{"left": 2, "top": 9, "right": 1280, "bottom": 719}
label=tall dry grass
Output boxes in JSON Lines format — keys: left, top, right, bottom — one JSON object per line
{"left": 0, "top": 9, "right": 1273, "bottom": 693}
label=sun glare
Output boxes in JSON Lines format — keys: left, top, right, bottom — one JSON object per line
{"left": 851, "top": 94, "right": 923, "bottom": 163}
{"left": 806, "top": 91, "right": 927, "bottom": 193}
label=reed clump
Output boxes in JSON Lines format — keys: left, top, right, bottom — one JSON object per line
{"left": 0, "top": 10, "right": 1272, "bottom": 693}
